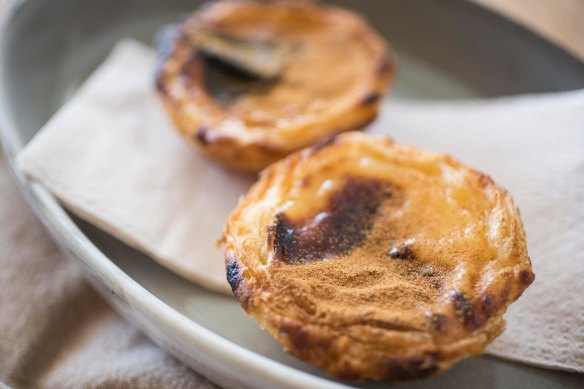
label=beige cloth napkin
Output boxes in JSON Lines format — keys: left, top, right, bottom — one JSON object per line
{"left": 16, "top": 39, "right": 584, "bottom": 375}
{"left": 0, "top": 156, "right": 215, "bottom": 388}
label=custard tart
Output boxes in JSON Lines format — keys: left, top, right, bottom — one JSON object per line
{"left": 156, "top": 0, "right": 394, "bottom": 173}
{"left": 222, "top": 132, "right": 534, "bottom": 381}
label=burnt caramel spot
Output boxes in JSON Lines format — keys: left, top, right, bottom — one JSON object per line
{"left": 269, "top": 177, "right": 397, "bottom": 265}
{"left": 481, "top": 294, "right": 499, "bottom": 316}
{"left": 278, "top": 319, "right": 331, "bottom": 356}
{"left": 225, "top": 251, "right": 254, "bottom": 310}
{"left": 154, "top": 69, "right": 167, "bottom": 94}
{"left": 477, "top": 173, "right": 495, "bottom": 188}
{"left": 384, "top": 356, "right": 438, "bottom": 381}
{"left": 520, "top": 269, "right": 535, "bottom": 286}
{"left": 335, "top": 364, "right": 362, "bottom": 381}
{"left": 279, "top": 320, "right": 310, "bottom": 351}
{"left": 195, "top": 126, "right": 210, "bottom": 145}
{"left": 226, "top": 259, "right": 241, "bottom": 294}
{"left": 199, "top": 53, "right": 277, "bottom": 105}
{"left": 362, "top": 92, "right": 381, "bottom": 105}
{"left": 176, "top": 47, "right": 273, "bottom": 106}
{"left": 452, "top": 292, "right": 483, "bottom": 330}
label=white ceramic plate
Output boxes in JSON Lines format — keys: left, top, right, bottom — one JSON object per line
{"left": 1, "top": 1, "right": 584, "bottom": 388}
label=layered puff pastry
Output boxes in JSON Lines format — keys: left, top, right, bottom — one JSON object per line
{"left": 222, "top": 132, "right": 534, "bottom": 381}
{"left": 156, "top": 0, "right": 394, "bottom": 173}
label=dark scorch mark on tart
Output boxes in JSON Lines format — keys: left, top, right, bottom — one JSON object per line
{"left": 225, "top": 254, "right": 241, "bottom": 293}
{"left": 268, "top": 177, "right": 399, "bottom": 265}
{"left": 361, "top": 92, "right": 381, "bottom": 105}
{"left": 177, "top": 48, "right": 277, "bottom": 106}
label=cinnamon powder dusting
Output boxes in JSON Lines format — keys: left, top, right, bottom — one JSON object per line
{"left": 265, "top": 176, "right": 454, "bottom": 334}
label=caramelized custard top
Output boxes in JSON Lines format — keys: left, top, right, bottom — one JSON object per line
{"left": 180, "top": 1, "right": 388, "bottom": 130}
{"left": 224, "top": 133, "right": 533, "bottom": 343}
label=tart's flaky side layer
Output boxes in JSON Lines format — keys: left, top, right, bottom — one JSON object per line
{"left": 223, "top": 132, "right": 534, "bottom": 381}
{"left": 156, "top": 0, "right": 394, "bottom": 173}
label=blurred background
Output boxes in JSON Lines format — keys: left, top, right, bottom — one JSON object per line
{"left": 473, "top": 0, "right": 584, "bottom": 61}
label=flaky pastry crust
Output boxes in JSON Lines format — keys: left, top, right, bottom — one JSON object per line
{"left": 222, "top": 132, "right": 534, "bottom": 381}
{"left": 156, "top": 0, "right": 394, "bottom": 173}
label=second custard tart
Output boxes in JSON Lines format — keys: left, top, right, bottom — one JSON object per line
{"left": 156, "top": 0, "right": 394, "bottom": 173}
{"left": 222, "top": 132, "right": 534, "bottom": 381}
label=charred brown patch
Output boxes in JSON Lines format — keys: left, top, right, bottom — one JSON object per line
{"left": 201, "top": 53, "right": 258, "bottom": 80}
{"left": 195, "top": 126, "right": 210, "bottom": 145}
{"left": 477, "top": 173, "right": 494, "bottom": 188}
{"left": 269, "top": 177, "right": 397, "bottom": 265}
{"left": 361, "top": 92, "right": 381, "bottom": 105}
{"left": 226, "top": 257, "right": 241, "bottom": 294}
{"left": 277, "top": 319, "right": 332, "bottom": 355}
{"left": 198, "top": 51, "right": 277, "bottom": 105}
{"left": 384, "top": 356, "right": 438, "bottom": 381}
{"left": 224, "top": 251, "right": 255, "bottom": 309}
{"left": 519, "top": 270, "right": 535, "bottom": 286}
{"left": 277, "top": 319, "right": 333, "bottom": 365}
{"left": 451, "top": 292, "right": 481, "bottom": 330}
{"left": 281, "top": 322, "right": 310, "bottom": 351}
{"left": 481, "top": 294, "right": 499, "bottom": 316}
{"left": 335, "top": 362, "right": 361, "bottom": 381}
{"left": 154, "top": 70, "right": 167, "bottom": 94}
